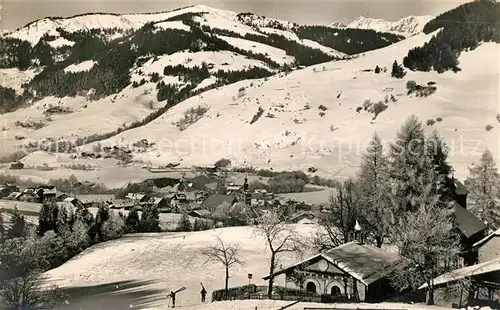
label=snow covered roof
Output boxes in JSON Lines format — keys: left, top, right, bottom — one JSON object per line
{"left": 473, "top": 227, "right": 500, "bottom": 248}
{"left": 419, "top": 257, "right": 500, "bottom": 290}
{"left": 451, "top": 201, "right": 487, "bottom": 238}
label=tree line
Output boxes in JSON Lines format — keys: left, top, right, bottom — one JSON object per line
{"left": 294, "top": 25, "right": 404, "bottom": 55}
{"left": 314, "top": 115, "right": 500, "bottom": 304}
{"left": 403, "top": 0, "right": 500, "bottom": 73}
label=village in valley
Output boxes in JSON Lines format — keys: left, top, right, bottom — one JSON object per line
{"left": 1, "top": 127, "right": 500, "bottom": 310}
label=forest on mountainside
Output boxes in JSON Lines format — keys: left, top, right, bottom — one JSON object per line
{"left": 403, "top": 0, "right": 500, "bottom": 73}
{"left": 294, "top": 26, "right": 404, "bottom": 55}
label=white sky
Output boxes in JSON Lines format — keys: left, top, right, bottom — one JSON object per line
{"left": 2, "top": 0, "right": 470, "bottom": 31}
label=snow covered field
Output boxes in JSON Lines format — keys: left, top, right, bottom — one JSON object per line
{"left": 44, "top": 225, "right": 315, "bottom": 308}
{"left": 39, "top": 225, "right": 463, "bottom": 310}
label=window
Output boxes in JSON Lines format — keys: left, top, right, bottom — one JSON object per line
{"left": 331, "top": 285, "right": 341, "bottom": 296}
{"left": 306, "top": 282, "right": 317, "bottom": 294}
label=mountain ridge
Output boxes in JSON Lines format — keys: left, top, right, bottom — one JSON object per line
{"left": 329, "top": 14, "right": 434, "bottom": 37}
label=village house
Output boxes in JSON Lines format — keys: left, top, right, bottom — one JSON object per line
{"left": 152, "top": 197, "right": 168, "bottom": 209}
{"left": 188, "top": 209, "right": 212, "bottom": 219}
{"left": 0, "top": 184, "right": 19, "bottom": 198}
{"left": 289, "top": 211, "right": 317, "bottom": 224}
{"left": 473, "top": 228, "right": 500, "bottom": 264}
{"left": 419, "top": 257, "right": 500, "bottom": 308}
{"left": 263, "top": 239, "right": 407, "bottom": 302}
{"left": 6, "top": 191, "right": 24, "bottom": 200}
{"left": 37, "top": 186, "right": 57, "bottom": 202}
{"left": 450, "top": 201, "right": 488, "bottom": 266}
{"left": 63, "top": 197, "right": 83, "bottom": 208}
{"left": 201, "top": 194, "right": 238, "bottom": 212}
{"left": 9, "top": 162, "right": 24, "bottom": 169}
{"left": 56, "top": 193, "right": 69, "bottom": 202}
{"left": 125, "top": 193, "right": 149, "bottom": 203}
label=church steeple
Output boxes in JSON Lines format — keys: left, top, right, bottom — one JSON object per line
{"left": 243, "top": 175, "right": 249, "bottom": 191}
{"left": 354, "top": 220, "right": 364, "bottom": 245}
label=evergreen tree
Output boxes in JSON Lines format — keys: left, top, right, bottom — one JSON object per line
{"left": 125, "top": 207, "right": 140, "bottom": 233}
{"left": 391, "top": 60, "right": 406, "bottom": 78}
{"left": 466, "top": 149, "right": 500, "bottom": 228}
{"left": 389, "top": 115, "right": 438, "bottom": 214}
{"left": 193, "top": 218, "right": 206, "bottom": 231}
{"left": 95, "top": 205, "right": 110, "bottom": 242}
{"left": 56, "top": 205, "right": 70, "bottom": 235}
{"left": 66, "top": 218, "right": 91, "bottom": 257}
{"left": 177, "top": 213, "right": 193, "bottom": 232}
{"left": 0, "top": 208, "right": 4, "bottom": 240}
{"left": 38, "top": 202, "right": 58, "bottom": 236}
{"left": 357, "top": 133, "right": 392, "bottom": 247}
{"left": 139, "top": 205, "right": 160, "bottom": 232}
{"left": 374, "top": 65, "right": 381, "bottom": 74}
{"left": 7, "top": 207, "right": 26, "bottom": 239}
{"left": 426, "top": 131, "right": 454, "bottom": 200}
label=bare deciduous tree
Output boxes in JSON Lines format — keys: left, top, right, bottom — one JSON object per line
{"left": 0, "top": 238, "right": 59, "bottom": 310}
{"left": 314, "top": 179, "right": 360, "bottom": 251}
{"left": 201, "top": 234, "right": 245, "bottom": 295}
{"left": 254, "top": 208, "right": 305, "bottom": 298}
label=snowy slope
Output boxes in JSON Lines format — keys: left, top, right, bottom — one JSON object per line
{"left": 43, "top": 225, "right": 316, "bottom": 307}
{"left": 71, "top": 31, "right": 499, "bottom": 181}
{"left": 346, "top": 15, "right": 434, "bottom": 36}
{"left": 42, "top": 225, "right": 456, "bottom": 310}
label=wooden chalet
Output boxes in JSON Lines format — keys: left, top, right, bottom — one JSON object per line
{"left": 188, "top": 209, "right": 212, "bottom": 218}
{"left": 473, "top": 228, "right": 500, "bottom": 264}
{"left": 201, "top": 194, "right": 238, "bottom": 212}
{"left": 63, "top": 197, "right": 83, "bottom": 208}
{"left": 450, "top": 201, "right": 488, "bottom": 266}
{"left": 0, "top": 184, "right": 19, "bottom": 198}
{"left": 39, "top": 187, "right": 57, "bottom": 202}
{"left": 6, "top": 191, "right": 23, "bottom": 200}
{"left": 10, "top": 162, "right": 24, "bottom": 169}
{"left": 152, "top": 197, "right": 168, "bottom": 209}
{"left": 125, "top": 193, "right": 149, "bottom": 203}
{"left": 420, "top": 257, "right": 500, "bottom": 308}
{"left": 263, "top": 241, "right": 408, "bottom": 302}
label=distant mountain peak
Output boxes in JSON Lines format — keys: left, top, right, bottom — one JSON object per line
{"left": 345, "top": 15, "right": 434, "bottom": 36}
{"left": 327, "top": 21, "right": 347, "bottom": 28}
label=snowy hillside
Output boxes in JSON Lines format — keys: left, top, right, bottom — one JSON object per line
{"left": 72, "top": 32, "right": 498, "bottom": 182}
{"left": 345, "top": 15, "right": 434, "bottom": 36}
{"left": 0, "top": 5, "right": 404, "bottom": 153}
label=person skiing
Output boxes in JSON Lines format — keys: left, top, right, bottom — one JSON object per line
{"left": 200, "top": 282, "right": 207, "bottom": 302}
{"left": 169, "top": 290, "right": 176, "bottom": 308}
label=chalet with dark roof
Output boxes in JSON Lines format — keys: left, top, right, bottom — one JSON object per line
{"left": 473, "top": 228, "right": 500, "bottom": 263}
{"left": 201, "top": 194, "right": 237, "bottom": 212}
{"left": 125, "top": 193, "right": 149, "bottom": 203}
{"left": 263, "top": 241, "right": 408, "bottom": 302}
{"left": 152, "top": 197, "right": 168, "bottom": 209}
{"left": 450, "top": 201, "right": 488, "bottom": 266}
{"left": 188, "top": 209, "right": 212, "bottom": 218}
{"left": 0, "top": 184, "right": 19, "bottom": 198}
{"left": 10, "top": 162, "right": 24, "bottom": 169}
{"left": 63, "top": 197, "right": 83, "bottom": 208}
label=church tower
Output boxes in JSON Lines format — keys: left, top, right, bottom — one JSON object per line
{"left": 243, "top": 176, "right": 251, "bottom": 205}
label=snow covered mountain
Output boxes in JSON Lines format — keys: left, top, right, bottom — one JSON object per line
{"left": 345, "top": 15, "right": 434, "bottom": 36}
{"left": 327, "top": 21, "right": 347, "bottom": 28}
{"left": 1, "top": 1, "right": 498, "bottom": 185}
